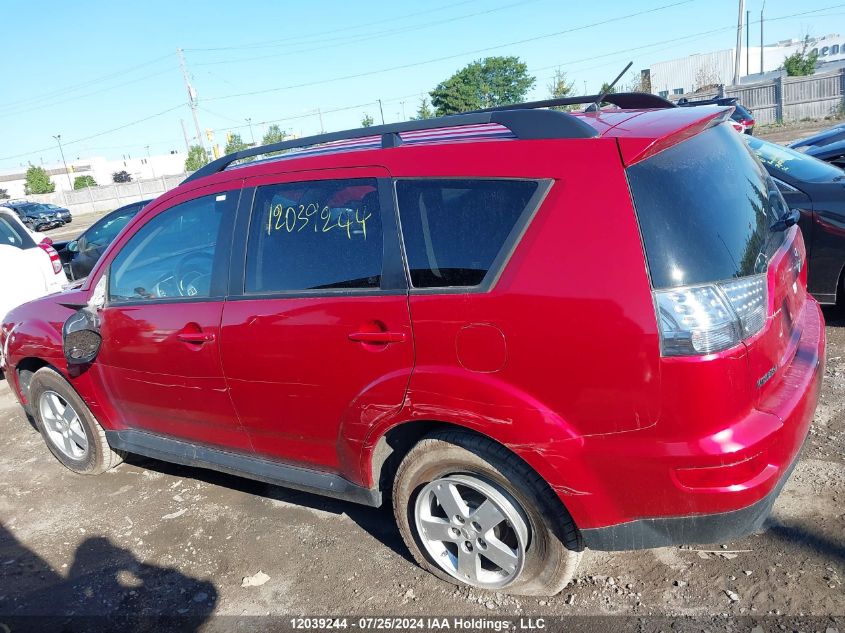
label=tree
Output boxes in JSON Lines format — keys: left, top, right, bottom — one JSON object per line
{"left": 693, "top": 65, "right": 720, "bottom": 93}
{"left": 626, "top": 71, "right": 652, "bottom": 93}
{"left": 73, "top": 175, "right": 97, "bottom": 190}
{"left": 0, "top": 189, "right": 8, "bottom": 200}
{"left": 262, "top": 124, "right": 287, "bottom": 145}
{"left": 430, "top": 56, "right": 535, "bottom": 116}
{"left": 24, "top": 165, "right": 55, "bottom": 194}
{"left": 784, "top": 36, "right": 819, "bottom": 76}
{"left": 547, "top": 68, "right": 575, "bottom": 110}
{"left": 112, "top": 170, "right": 132, "bottom": 183}
{"left": 598, "top": 81, "right": 618, "bottom": 96}
{"left": 361, "top": 113, "right": 374, "bottom": 127}
{"left": 185, "top": 145, "right": 209, "bottom": 171}
{"left": 260, "top": 125, "right": 290, "bottom": 157}
{"left": 412, "top": 96, "right": 435, "bottom": 120}
{"left": 225, "top": 133, "right": 248, "bottom": 155}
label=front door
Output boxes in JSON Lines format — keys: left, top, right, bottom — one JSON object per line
{"left": 96, "top": 187, "right": 250, "bottom": 451}
{"left": 220, "top": 169, "right": 413, "bottom": 475}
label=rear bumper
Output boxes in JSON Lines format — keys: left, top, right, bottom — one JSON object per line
{"left": 581, "top": 443, "right": 801, "bottom": 550}
{"left": 551, "top": 299, "right": 824, "bottom": 549}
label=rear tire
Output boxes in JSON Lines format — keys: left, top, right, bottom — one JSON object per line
{"left": 392, "top": 430, "right": 582, "bottom": 596}
{"left": 29, "top": 367, "right": 123, "bottom": 475}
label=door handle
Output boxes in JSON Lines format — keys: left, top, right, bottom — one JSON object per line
{"left": 177, "top": 331, "right": 216, "bottom": 344}
{"left": 348, "top": 331, "right": 406, "bottom": 344}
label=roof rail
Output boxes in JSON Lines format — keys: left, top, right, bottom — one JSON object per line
{"left": 183, "top": 108, "right": 599, "bottom": 184}
{"left": 472, "top": 92, "right": 677, "bottom": 113}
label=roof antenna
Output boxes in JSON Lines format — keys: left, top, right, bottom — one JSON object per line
{"left": 592, "top": 61, "right": 633, "bottom": 111}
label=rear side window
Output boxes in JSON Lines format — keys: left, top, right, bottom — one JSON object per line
{"left": 245, "top": 178, "right": 383, "bottom": 293}
{"left": 0, "top": 213, "right": 35, "bottom": 249}
{"left": 396, "top": 179, "right": 539, "bottom": 288}
{"left": 627, "top": 124, "right": 787, "bottom": 289}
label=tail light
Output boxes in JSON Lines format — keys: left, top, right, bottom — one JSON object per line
{"left": 39, "top": 242, "right": 63, "bottom": 275}
{"left": 741, "top": 118, "right": 755, "bottom": 127}
{"left": 654, "top": 274, "right": 767, "bottom": 356}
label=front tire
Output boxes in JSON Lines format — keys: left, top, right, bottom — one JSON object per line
{"left": 29, "top": 367, "right": 123, "bottom": 475}
{"left": 392, "top": 430, "right": 582, "bottom": 596}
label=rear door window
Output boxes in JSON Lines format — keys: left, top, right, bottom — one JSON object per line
{"left": 245, "top": 178, "right": 383, "bottom": 293}
{"left": 627, "top": 124, "right": 788, "bottom": 289}
{"left": 395, "top": 179, "right": 539, "bottom": 288}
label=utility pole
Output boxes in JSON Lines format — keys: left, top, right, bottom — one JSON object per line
{"left": 145, "top": 145, "right": 155, "bottom": 178}
{"left": 733, "top": 0, "right": 745, "bottom": 85}
{"left": 177, "top": 48, "right": 204, "bottom": 153}
{"left": 180, "top": 119, "right": 191, "bottom": 152}
{"left": 746, "top": 10, "right": 750, "bottom": 76}
{"left": 377, "top": 99, "right": 385, "bottom": 124}
{"left": 52, "top": 134, "right": 72, "bottom": 190}
{"left": 316, "top": 108, "right": 324, "bottom": 134}
{"left": 400, "top": 101, "right": 406, "bottom": 120}
{"left": 246, "top": 117, "right": 255, "bottom": 145}
{"left": 760, "top": 0, "right": 766, "bottom": 75}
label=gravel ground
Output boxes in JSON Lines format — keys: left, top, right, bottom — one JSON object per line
{"left": 0, "top": 308, "right": 842, "bottom": 631}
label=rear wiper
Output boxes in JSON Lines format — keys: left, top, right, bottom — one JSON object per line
{"left": 771, "top": 208, "right": 800, "bottom": 232}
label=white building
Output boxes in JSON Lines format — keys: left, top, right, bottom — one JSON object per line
{"left": 0, "top": 151, "right": 186, "bottom": 199}
{"left": 649, "top": 34, "right": 845, "bottom": 97}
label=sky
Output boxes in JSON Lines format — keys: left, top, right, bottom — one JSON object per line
{"left": 1, "top": 0, "right": 844, "bottom": 171}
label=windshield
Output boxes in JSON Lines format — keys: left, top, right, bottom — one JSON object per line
{"left": 746, "top": 135, "right": 845, "bottom": 183}
{"left": 83, "top": 206, "right": 142, "bottom": 249}
{"left": 627, "top": 123, "right": 788, "bottom": 289}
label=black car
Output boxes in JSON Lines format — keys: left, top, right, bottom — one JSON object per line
{"left": 746, "top": 135, "right": 845, "bottom": 304}
{"left": 43, "top": 203, "right": 72, "bottom": 224}
{"left": 677, "top": 96, "right": 756, "bottom": 134}
{"left": 55, "top": 199, "right": 150, "bottom": 280}
{"left": 3, "top": 201, "right": 64, "bottom": 231}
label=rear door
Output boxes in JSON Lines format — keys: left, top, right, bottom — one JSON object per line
{"left": 220, "top": 167, "right": 413, "bottom": 472}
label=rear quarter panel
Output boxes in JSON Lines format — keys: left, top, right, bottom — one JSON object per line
{"left": 345, "top": 139, "right": 662, "bottom": 503}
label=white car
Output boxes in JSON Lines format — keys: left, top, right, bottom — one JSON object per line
{"left": 0, "top": 207, "right": 68, "bottom": 323}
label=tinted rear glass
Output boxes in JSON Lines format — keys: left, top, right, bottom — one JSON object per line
{"left": 627, "top": 123, "right": 787, "bottom": 289}
{"left": 396, "top": 179, "right": 538, "bottom": 288}
{"left": 731, "top": 104, "right": 753, "bottom": 120}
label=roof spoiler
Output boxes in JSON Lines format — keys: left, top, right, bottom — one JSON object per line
{"left": 470, "top": 92, "right": 677, "bottom": 113}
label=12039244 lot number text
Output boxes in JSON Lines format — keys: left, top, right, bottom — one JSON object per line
{"left": 290, "top": 617, "right": 548, "bottom": 630}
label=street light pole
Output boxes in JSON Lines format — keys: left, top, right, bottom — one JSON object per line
{"left": 53, "top": 134, "right": 72, "bottom": 190}
{"left": 145, "top": 145, "right": 155, "bottom": 178}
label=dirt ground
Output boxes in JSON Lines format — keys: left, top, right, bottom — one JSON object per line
{"left": 756, "top": 117, "right": 845, "bottom": 145}
{"left": 0, "top": 308, "right": 843, "bottom": 631}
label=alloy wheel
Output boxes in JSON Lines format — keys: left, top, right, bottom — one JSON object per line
{"left": 414, "top": 474, "right": 529, "bottom": 589}
{"left": 38, "top": 390, "right": 88, "bottom": 460}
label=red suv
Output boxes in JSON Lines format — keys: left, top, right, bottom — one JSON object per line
{"left": 0, "top": 94, "right": 824, "bottom": 596}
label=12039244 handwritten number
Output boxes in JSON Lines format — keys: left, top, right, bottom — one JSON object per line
{"left": 266, "top": 204, "right": 371, "bottom": 239}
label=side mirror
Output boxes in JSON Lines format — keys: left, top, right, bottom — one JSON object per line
{"left": 66, "top": 239, "right": 78, "bottom": 253}
{"left": 62, "top": 308, "right": 102, "bottom": 366}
